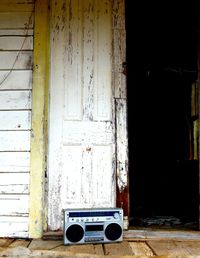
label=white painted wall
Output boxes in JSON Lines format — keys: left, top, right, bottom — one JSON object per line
{"left": 0, "top": 0, "right": 34, "bottom": 237}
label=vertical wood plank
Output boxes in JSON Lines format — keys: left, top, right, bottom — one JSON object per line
{"left": 112, "top": 0, "right": 126, "bottom": 99}
{"left": 113, "top": 29, "right": 126, "bottom": 98}
{"left": 63, "top": 0, "right": 83, "bottom": 121}
{"left": 82, "top": 0, "right": 95, "bottom": 121}
{"left": 48, "top": 0, "right": 68, "bottom": 230}
{"left": 197, "top": 22, "right": 200, "bottom": 231}
{"left": 115, "top": 98, "right": 129, "bottom": 228}
{"left": 93, "top": 0, "right": 112, "bottom": 121}
{"left": 29, "top": 0, "right": 49, "bottom": 238}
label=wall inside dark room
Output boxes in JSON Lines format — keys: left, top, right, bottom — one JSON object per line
{"left": 125, "top": 0, "right": 199, "bottom": 228}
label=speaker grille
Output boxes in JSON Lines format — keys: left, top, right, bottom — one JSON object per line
{"left": 105, "top": 223, "right": 122, "bottom": 241}
{"left": 66, "top": 224, "right": 84, "bottom": 243}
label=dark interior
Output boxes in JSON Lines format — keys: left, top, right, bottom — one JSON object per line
{"left": 126, "top": 0, "right": 199, "bottom": 229}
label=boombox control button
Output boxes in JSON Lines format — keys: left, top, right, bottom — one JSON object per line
{"left": 113, "top": 212, "right": 119, "bottom": 219}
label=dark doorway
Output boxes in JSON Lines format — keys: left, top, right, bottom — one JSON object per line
{"left": 126, "top": 0, "right": 199, "bottom": 229}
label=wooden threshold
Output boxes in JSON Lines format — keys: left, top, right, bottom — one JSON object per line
{"left": 43, "top": 229, "right": 200, "bottom": 241}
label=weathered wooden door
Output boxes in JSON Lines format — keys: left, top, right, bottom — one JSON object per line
{"left": 48, "top": 0, "right": 120, "bottom": 230}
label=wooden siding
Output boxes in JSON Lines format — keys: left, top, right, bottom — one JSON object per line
{"left": 0, "top": 0, "right": 34, "bottom": 237}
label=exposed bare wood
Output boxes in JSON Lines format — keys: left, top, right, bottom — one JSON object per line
{"left": 129, "top": 241, "right": 154, "bottom": 256}
{"left": 112, "top": 0, "right": 125, "bottom": 29}
{"left": 180, "top": 241, "right": 200, "bottom": 255}
{"left": 112, "top": 0, "right": 126, "bottom": 99}
{"left": 42, "top": 231, "right": 63, "bottom": 240}
{"left": 0, "top": 238, "right": 200, "bottom": 257}
{"left": 104, "top": 241, "right": 133, "bottom": 255}
{"left": 197, "top": 24, "right": 200, "bottom": 231}
{"left": 9, "top": 239, "right": 31, "bottom": 248}
{"left": 53, "top": 244, "right": 103, "bottom": 255}
{"left": 112, "top": 0, "right": 128, "bottom": 222}
{"left": 113, "top": 29, "right": 126, "bottom": 99}
{"left": 28, "top": 240, "right": 62, "bottom": 250}
{"left": 0, "top": 239, "right": 14, "bottom": 247}
{"left": 115, "top": 99, "right": 128, "bottom": 221}
{"left": 124, "top": 229, "right": 200, "bottom": 241}
{"left": 147, "top": 240, "right": 193, "bottom": 255}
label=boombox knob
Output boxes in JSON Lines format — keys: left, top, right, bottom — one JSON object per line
{"left": 113, "top": 212, "right": 119, "bottom": 219}
{"left": 105, "top": 223, "right": 122, "bottom": 241}
{"left": 66, "top": 224, "right": 84, "bottom": 243}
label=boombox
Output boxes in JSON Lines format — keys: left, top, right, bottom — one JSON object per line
{"left": 63, "top": 208, "right": 123, "bottom": 245}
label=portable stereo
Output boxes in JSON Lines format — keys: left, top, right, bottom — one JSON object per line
{"left": 63, "top": 208, "right": 123, "bottom": 245}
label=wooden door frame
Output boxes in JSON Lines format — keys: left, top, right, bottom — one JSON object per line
{"left": 198, "top": 22, "right": 200, "bottom": 231}
{"left": 28, "top": 0, "right": 200, "bottom": 237}
{"left": 29, "top": 0, "right": 50, "bottom": 238}
{"left": 29, "top": 0, "right": 129, "bottom": 237}
{"left": 112, "top": 0, "right": 129, "bottom": 228}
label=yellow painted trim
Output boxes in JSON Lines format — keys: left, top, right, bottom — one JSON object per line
{"left": 43, "top": 0, "right": 50, "bottom": 233}
{"left": 29, "top": 0, "right": 49, "bottom": 238}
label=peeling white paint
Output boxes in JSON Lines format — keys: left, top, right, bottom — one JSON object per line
{"left": 48, "top": 0, "right": 115, "bottom": 230}
{"left": 0, "top": 0, "right": 33, "bottom": 237}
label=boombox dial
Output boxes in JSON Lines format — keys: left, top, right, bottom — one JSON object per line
{"left": 64, "top": 208, "right": 123, "bottom": 245}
